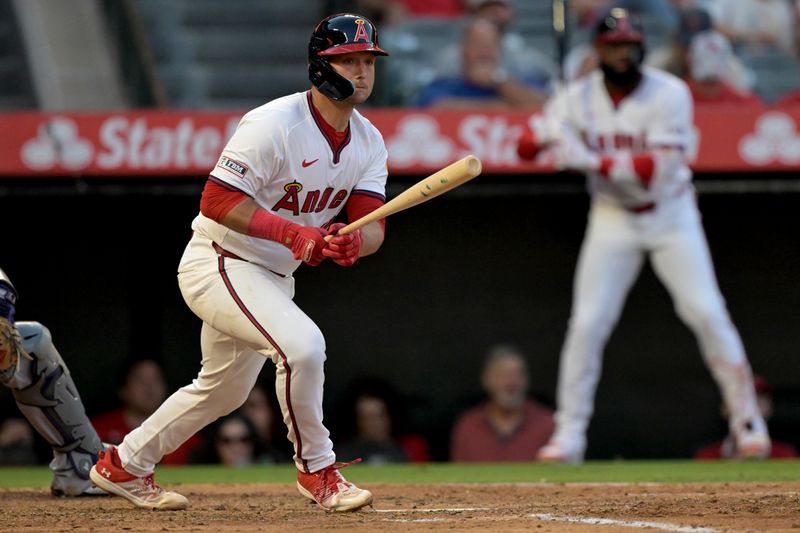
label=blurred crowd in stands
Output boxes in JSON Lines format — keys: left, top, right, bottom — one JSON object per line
{"left": 332, "top": 0, "right": 800, "bottom": 107}
{"left": 5, "top": 343, "right": 790, "bottom": 466}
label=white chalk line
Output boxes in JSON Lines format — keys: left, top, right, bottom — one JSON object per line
{"left": 374, "top": 507, "right": 489, "bottom": 513}
{"left": 531, "top": 513, "right": 721, "bottom": 533}
{"left": 374, "top": 507, "right": 723, "bottom": 531}
{"left": 383, "top": 518, "right": 448, "bottom": 523}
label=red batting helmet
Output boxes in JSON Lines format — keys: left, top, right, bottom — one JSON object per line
{"left": 594, "top": 7, "right": 644, "bottom": 45}
{"left": 308, "top": 13, "right": 388, "bottom": 101}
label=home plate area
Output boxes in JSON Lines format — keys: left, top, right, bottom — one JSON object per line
{"left": 2, "top": 481, "right": 799, "bottom": 531}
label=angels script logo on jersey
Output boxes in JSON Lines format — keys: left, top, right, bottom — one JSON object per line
{"left": 217, "top": 156, "right": 248, "bottom": 178}
{"left": 272, "top": 181, "right": 349, "bottom": 216}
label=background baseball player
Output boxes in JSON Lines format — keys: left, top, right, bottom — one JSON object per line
{"left": 0, "top": 267, "right": 103, "bottom": 496}
{"left": 90, "top": 13, "right": 389, "bottom": 511}
{"left": 517, "top": 8, "right": 770, "bottom": 464}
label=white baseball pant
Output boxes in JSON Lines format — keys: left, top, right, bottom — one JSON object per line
{"left": 118, "top": 233, "right": 335, "bottom": 475}
{"left": 551, "top": 190, "right": 763, "bottom": 452}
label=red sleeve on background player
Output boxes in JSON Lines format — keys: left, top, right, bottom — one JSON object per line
{"left": 346, "top": 191, "right": 386, "bottom": 232}
{"left": 517, "top": 128, "right": 540, "bottom": 161}
{"left": 199, "top": 178, "right": 249, "bottom": 222}
{"left": 631, "top": 154, "right": 655, "bottom": 184}
{"left": 597, "top": 153, "right": 656, "bottom": 186}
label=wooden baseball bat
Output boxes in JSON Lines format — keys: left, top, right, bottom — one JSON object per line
{"left": 335, "top": 155, "right": 482, "bottom": 235}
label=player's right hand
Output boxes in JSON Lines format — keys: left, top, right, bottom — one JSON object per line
{"left": 283, "top": 226, "right": 328, "bottom": 266}
{"left": 553, "top": 127, "right": 601, "bottom": 173}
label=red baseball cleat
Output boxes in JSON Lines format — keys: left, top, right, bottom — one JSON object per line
{"left": 296, "top": 460, "right": 373, "bottom": 512}
{"left": 89, "top": 446, "right": 188, "bottom": 510}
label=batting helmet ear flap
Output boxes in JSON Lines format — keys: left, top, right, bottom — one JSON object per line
{"left": 308, "top": 13, "right": 387, "bottom": 102}
{"left": 308, "top": 54, "right": 356, "bottom": 102}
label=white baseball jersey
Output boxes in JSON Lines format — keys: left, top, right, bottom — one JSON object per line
{"left": 193, "top": 91, "right": 388, "bottom": 275}
{"left": 548, "top": 66, "right": 696, "bottom": 207}
{"left": 117, "top": 91, "right": 389, "bottom": 477}
{"left": 540, "top": 67, "right": 767, "bottom": 462}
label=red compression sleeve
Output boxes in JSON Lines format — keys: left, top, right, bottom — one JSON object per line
{"left": 346, "top": 193, "right": 386, "bottom": 232}
{"left": 199, "top": 179, "right": 248, "bottom": 222}
{"left": 247, "top": 208, "right": 297, "bottom": 244}
{"left": 597, "top": 153, "right": 655, "bottom": 185}
{"left": 598, "top": 156, "right": 614, "bottom": 178}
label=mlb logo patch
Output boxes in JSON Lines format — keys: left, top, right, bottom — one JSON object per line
{"left": 217, "top": 156, "right": 248, "bottom": 178}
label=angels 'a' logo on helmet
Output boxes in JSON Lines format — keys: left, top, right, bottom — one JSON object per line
{"left": 353, "top": 19, "right": 369, "bottom": 42}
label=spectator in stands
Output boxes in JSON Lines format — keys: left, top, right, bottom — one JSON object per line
{"left": 416, "top": 17, "right": 548, "bottom": 108}
{"left": 335, "top": 0, "right": 463, "bottom": 27}
{"left": 648, "top": 7, "right": 754, "bottom": 91}
{"left": 696, "top": 376, "right": 797, "bottom": 459}
{"left": 450, "top": 345, "right": 554, "bottom": 462}
{"left": 335, "top": 0, "right": 408, "bottom": 27}
{"left": 572, "top": 0, "right": 679, "bottom": 32}
{"left": 91, "top": 358, "right": 202, "bottom": 465}
{"left": 705, "top": 0, "right": 795, "bottom": 55}
{"left": 433, "top": 0, "right": 555, "bottom": 91}
{"left": 685, "top": 31, "right": 763, "bottom": 104}
{"left": 192, "top": 412, "right": 261, "bottom": 467}
{"left": 397, "top": 0, "right": 463, "bottom": 18}
{"left": 334, "top": 377, "right": 431, "bottom": 464}
{"left": 0, "top": 417, "right": 38, "bottom": 465}
{"left": 571, "top": 0, "right": 614, "bottom": 30}
{"left": 239, "top": 381, "right": 291, "bottom": 463}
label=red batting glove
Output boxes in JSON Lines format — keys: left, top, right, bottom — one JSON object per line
{"left": 322, "top": 222, "right": 362, "bottom": 267}
{"left": 517, "top": 128, "right": 541, "bottom": 161}
{"left": 282, "top": 225, "right": 328, "bottom": 266}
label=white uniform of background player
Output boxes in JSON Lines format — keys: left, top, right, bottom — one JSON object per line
{"left": 91, "top": 13, "right": 389, "bottom": 511}
{"left": 518, "top": 8, "right": 770, "bottom": 463}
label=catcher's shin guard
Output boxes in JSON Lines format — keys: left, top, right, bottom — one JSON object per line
{"left": 2, "top": 322, "right": 103, "bottom": 496}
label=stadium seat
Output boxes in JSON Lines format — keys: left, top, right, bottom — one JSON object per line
{"left": 740, "top": 49, "right": 800, "bottom": 104}
{"left": 132, "top": 0, "right": 324, "bottom": 109}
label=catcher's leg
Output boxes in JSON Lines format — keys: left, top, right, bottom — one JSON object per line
{"left": 2, "top": 321, "right": 104, "bottom": 496}
{"left": 650, "top": 197, "right": 770, "bottom": 458}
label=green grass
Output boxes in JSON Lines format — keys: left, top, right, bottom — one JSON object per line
{"left": 1, "top": 460, "right": 797, "bottom": 489}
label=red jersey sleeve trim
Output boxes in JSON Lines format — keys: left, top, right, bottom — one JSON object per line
{"left": 351, "top": 188, "right": 386, "bottom": 202}
{"left": 208, "top": 175, "right": 252, "bottom": 195}
{"left": 346, "top": 192, "right": 386, "bottom": 232}
{"left": 200, "top": 178, "right": 249, "bottom": 223}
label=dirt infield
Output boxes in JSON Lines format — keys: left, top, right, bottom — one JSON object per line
{"left": 2, "top": 482, "right": 799, "bottom": 532}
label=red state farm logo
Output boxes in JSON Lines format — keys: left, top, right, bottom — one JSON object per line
{"left": 21, "top": 117, "right": 93, "bottom": 170}
{"left": 739, "top": 111, "right": 800, "bottom": 165}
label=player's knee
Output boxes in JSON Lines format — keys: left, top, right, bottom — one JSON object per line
{"left": 677, "top": 299, "right": 728, "bottom": 331}
{"left": 568, "top": 311, "right": 614, "bottom": 340}
{"left": 279, "top": 330, "right": 326, "bottom": 369}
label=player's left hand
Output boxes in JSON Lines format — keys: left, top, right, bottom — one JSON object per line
{"left": 322, "top": 223, "right": 362, "bottom": 267}
{"left": 285, "top": 226, "right": 329, "bottom": 266}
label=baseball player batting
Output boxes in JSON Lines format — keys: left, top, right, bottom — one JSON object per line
{"left": 91, "top": 13, "right": 390, "bottom": 511}
{"left": 1, "top": 267, "right": 104, "bottom": 496}
{"left": 518, "top": 8, "right": 771, "bottom": 463}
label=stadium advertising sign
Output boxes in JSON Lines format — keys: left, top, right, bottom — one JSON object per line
{"left": 0, "top": 106, "right": 798, "bottom": 177}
